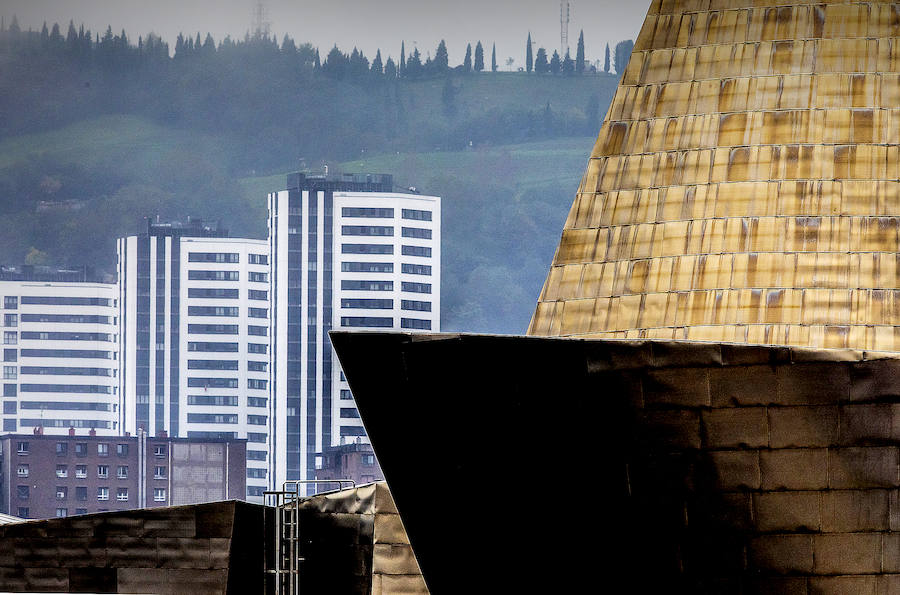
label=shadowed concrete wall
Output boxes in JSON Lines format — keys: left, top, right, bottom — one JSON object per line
{"left": 531, "top": 0, "right": 900, "bottom": 351}
{"left": 332, "top": 331, "right": 900, "bottom": 593}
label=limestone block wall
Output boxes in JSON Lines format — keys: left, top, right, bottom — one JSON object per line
{"left": 531, "top": 0, "right": 900, "bottom": 351}
{"left": 619, "top": 343, "right": 900, "bottom": 592}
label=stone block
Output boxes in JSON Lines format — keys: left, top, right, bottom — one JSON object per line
{"left": 876, "top": 574, "right": 900, "bottom": 595}
{"left": 883, "top": 534, "right": 900, "bottom": 573}
{"left": 649, "top": 341, "right": 722, "bottom": 367}
{"left": 638, "top": 410, "right": 701, "bottom": 450}
{"left": 829, "top": 447, "right": 899, "bottom": 489}
{"left": 761, "top": 449, "right": 828, "bottom": 491}
{"left": 643, "top": 367, "right": 711, "bottom": 408}
{"left": 891, "top": 491, "right": 900, "bottom": 532}
{"left": 749, "top": 577, "right": 809, "bottom": 595}
{"left": 708, "top": 450, "right": 761, "bottom": 491}
{"left": 710, "top": 365, "right": 778, "bottom": 407}
{"left": 769, "top": 407, "right": 839, "bottom": 448}
{"left": 703, "top": 407, "right": 769, "bottom": 448}
{"left": 754, "top": 492, "right": 821, "bottom": 532}
{"left": 749, "top": 535, "right": 813, "bottom": 574}
{"left": 776, "top": 364, "right": 850, "bottom": 406}
{"left": 821, "top": 490, "right": 890, "bottom": 533}
{"left": 851, "top": 361, "right": 900, "bottom": 402}
{"left": 813, "top": 533, "right": 881, "bottom": 575}
{"left": 839, "top": 404, "right": 895, "bottom": 445}
{"left": 810, "top": 576, "right": 877, "bottom": 595}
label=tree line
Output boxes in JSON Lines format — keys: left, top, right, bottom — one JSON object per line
{"left": 0, "top": 15, "right": 633, "bottom": 81}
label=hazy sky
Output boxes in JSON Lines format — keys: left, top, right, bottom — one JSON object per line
{"left": 2, "top": 0, "right": 649, "bottom": 68}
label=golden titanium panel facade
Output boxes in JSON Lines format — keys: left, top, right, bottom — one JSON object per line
{"left": 530, "top": 0, "right": 900, "bottom": 350}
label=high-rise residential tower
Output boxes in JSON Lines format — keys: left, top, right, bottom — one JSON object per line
{"left": 268, "top": 173, "right": 440, "bottom": 492}
{"left": 117, "top": 220, "right": 271, "bottom": 500}
{"left": 0, "top": 266, "right": 119, "bottom": 436}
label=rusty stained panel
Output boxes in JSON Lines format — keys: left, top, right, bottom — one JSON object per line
{"left": 530, "top": 0, "right": 900, "bottom": 351}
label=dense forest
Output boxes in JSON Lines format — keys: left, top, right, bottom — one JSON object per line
{"left": 0, "top": 18, "right": 630, "bottom": 333}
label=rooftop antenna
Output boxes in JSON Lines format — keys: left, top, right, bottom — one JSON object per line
{"left": 560, "top": 0, "right": 571, "bottom": 57}
{"left": 252, "top": 0, "right": 270, "bottom": 39}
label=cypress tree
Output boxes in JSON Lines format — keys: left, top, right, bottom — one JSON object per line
{"left": 575, "top": 30, "right": 585, "bottom": 74}
{"left": 400, "top": 41, "right": 406, "bottom": 77}
{"left": 463, "top": 43, "right": 472, "bottom": 72}
{"left": 549, "top": 50, "right": 561, "bottom": 74}
{"left": 474, "top": 41, "right": 484, "bottom": 71}
{"left": 491, "top": 43, "right": 497, "bottom": 72}
{"left": 371, "top": 49, "right": 383, "bottom": 75}
{"left": 604, "top": 43, "right": 610, "bottom": 73}
{"left": 314, "top": 48, "right": 321, "bottom": 69}
{"left": 384, "top": 56, "right": 397, "bottom": 78}
{"left": 534, "top": 47, "right": 548, "bottom": 73}
{"left": 434, "top": 39, "right": 449, "bottom": 72}
{"left": 526, "top": 32, "right": 533, "bottom": 73}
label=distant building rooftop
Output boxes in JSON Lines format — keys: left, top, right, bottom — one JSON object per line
{"left": 147, "top": 216, "right": 228, "bottom": 238}
{"left": 0, "top": 264, "right": 107, "bottom": 283}
{"left": 286, "top": 171, "right": 394, "bottom": 193}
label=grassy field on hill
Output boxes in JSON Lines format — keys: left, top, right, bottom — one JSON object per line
{"left": 0, "top": 68, "right": 609, "bottom": 332}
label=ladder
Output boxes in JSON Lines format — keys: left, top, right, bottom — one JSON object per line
{"left": 264, "top": 479, "right": 356, "bottom": 595}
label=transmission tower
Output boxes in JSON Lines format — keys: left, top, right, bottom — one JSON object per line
{"left": 252, "top": 0, "right": 270, "bottom": 39}
{"left": 560, "top": 0, "right": 571, "bottom": 57}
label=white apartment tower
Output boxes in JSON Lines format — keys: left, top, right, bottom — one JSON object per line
{"left": 117, "top": 220, "right": 271, "bottom": 500}
{"left": 0, "top": 266, "right": 119, "bottom": 435}
{"left": 268, "top": 173, "right": 440, "bottom": 492}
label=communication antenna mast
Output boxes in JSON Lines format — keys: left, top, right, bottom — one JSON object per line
{"left": 560, "top": 0, "right": 571, "bottom": 57}
{"left": 252, "top": 0, "right": 270, "bottom": 39}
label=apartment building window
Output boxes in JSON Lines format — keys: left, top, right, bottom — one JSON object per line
{"left": 117, "top": 466, "right": 128, "bottom": 479}
{"left": 340, "top": 389, "right": 353, "bottom": 400}
{"left": 342, "top": 207, "right": 394, "bottom": 218}
{"left": 401, "top": 318, "right": 432, "bottom": 330}
{"left": 247, "top": 361, "right": 267, "bottom": 372}
{"left": 188, "top": 270, "right": 239, "bottom": 281}
{"left": 248, "top": 343, "right": 267, "bottom": 354}
{"left": 4, "top": 296, "right": 17, "bottom": 309}
{"left": 341, "top": 317, "right": 393, "bottom": 328}
{"left": 154, "top": 488, "right": 166, "bottom": 502}
{"left": 247, "top": 468, "right": 267, "bottom": 479}
{"left": 4, "top": 314, "right": 17, "bottom": 327}
{"left": 3, "top": 331, "right": 16, "bottom": 345}
{"left": 248, "top": 414, "right": 267, "bottom": 425}
{"left": 342, "top": 243, "right": 393, "bottom": 254}
{"left": 75, "top": 487, "right": 87, "bottom": 501}
{"left": 247, "top": 379, "right": 268, "bottom": 390}
{"left": 341, "top": 262, "right": 393, "bottom": 273}
{"left": 247, "top": 326, "right": 267, "bottom": 336}
{"left": 401, "top": 300, "right": 432, "bottom": 312}
{"left": 56, "top": 486, "right": 68, "bottom": 500}
{"left": 56, "top": 442, "right": 68, "bottom": 456}
{"left": 154, "top": 466, "right": 166, "bottom": 479}
{"left": 154, "top": 445, "right": 166, "bottom": 457}
{"left": 17, "top": 485, "right": 29, "bottom": 499}
{"left": 117, "top": 488, "right": 128, "bottom": 502}
{"left": 56, "top": 508, "right": 68, "bottom": 518}
{"left": 75, "top": 465, "right": 87, "bottom": 479}
{"left": 16, "top": 464, "right": 28, "bottom": 477}
{"left": 248, "top": 307, "right": 268, "bottom": 319}
{"left": 97, "top": 487, "right": 109, "bottom": 501}
{"left": 247, "top": 397, "right": 267, "bottom": 408}
{"left": 401, "top": 282, "right": 432, "bottom": 294}
{"left": 248, "top": 289, "right": 268, "bottom": 301}
{"left": 3, "top": 349, "right": 16, "bottom": 362}
{"left": 75, "top": 508, "right": 87, "bottom": 515}
{"left": 402, "top": 208, "right": 432, "bottom": 221}
{"left": 17, "top": 507, "right": 28, "bottom": 518}
{"left": 188, "top": 306, "right": 239, "bottom": 317}
{"left": 97, "top": 443, "right": 109, "bottom": 456}
{"left": 3, "top": 384, "right": 15, "bottom": 398}
{"left": 401, "top": 263, "right": 432, "bottom": 276}
{"left": 249, "top": 272, "right": 268, "bottom": 283}
{"left": 3, "top": 401, "right": 15, "bottom": 414}
{"left": 402, "top": 245, "right": 432, "bottom": 257}
{"left": 97, "top": 465, "right": 109, "bottom": 479}
{"left": 16, "top": 441, "right": 28, "bottom": 454}
{"left": 56, "top": 464, "right": 68, "bottom": 478}
{"left": 362, "top": 454, "right": 376, "bottom": 466}
{"left": 116, "top": 444, "right": 129, "bottom": 457}
{"left": 188, "top": 252, "right": 239, "bottom": 263}
{"left": 340, "top": 408, "right": 360, "bottom": 418}
{"left": 401, "top": 226, "right": 432, "bottom": 239}
{"left": 248, "top": 254, "right": 268, "bottom": 265}
{"left": 75, "top": 443, "right": 87, "bottom": 457}
{"left": 2, "top": 419, "right": 14, "bottom": 432}
{"left": 3, "top": 366, "right": 16, "bottom": 380}
{"left": 342, "top": 225, "right": 393, "bottom": 236}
